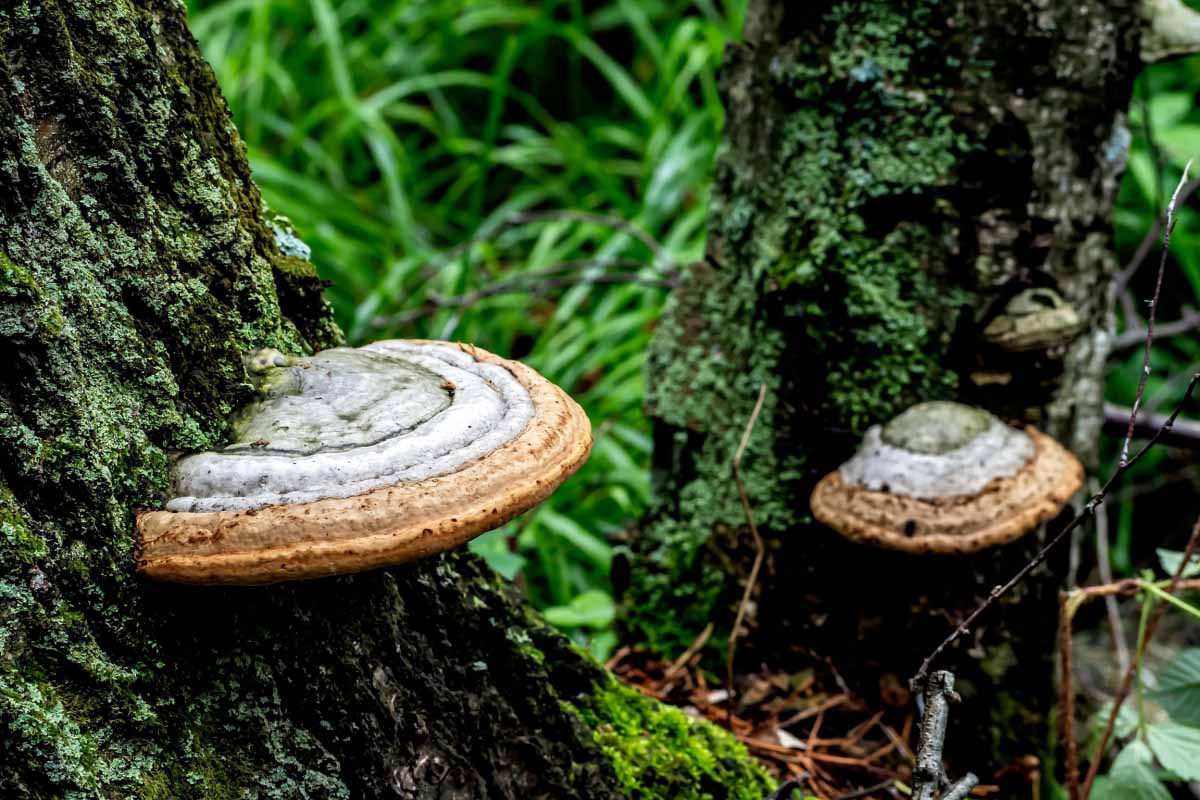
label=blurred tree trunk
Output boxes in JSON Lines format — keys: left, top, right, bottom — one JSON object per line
{"left": 0, "top": 2, "right": 771, "bottom": 798}
{"left": 624, "top": 0, "right": 1145, "bottom": 782}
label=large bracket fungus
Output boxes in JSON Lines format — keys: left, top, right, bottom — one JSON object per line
{"left": 809, "top": 402, "right": 1082, "bottom": 554}
{"left": 137, "top": 340, "right": 592, "bottom": 584}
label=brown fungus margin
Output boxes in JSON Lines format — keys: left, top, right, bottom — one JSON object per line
{"left": 810, "top": 427, "right": 1083, "bottom": 555}
{"left": 136, "top": 342, "right": 592, "bottom": 585}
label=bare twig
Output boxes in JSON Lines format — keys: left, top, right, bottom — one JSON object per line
{"left": 1102, "top": 402, "right": 1200, "bottom": 448}
{"left": 832, "top": 778, "right": 896, "bottom": 800}
{"left": 1079, "top": 515, "right": 1200, "bottom": 798}
{"left": 912, "top": 671, "right": 978, "bottom": 800}
{"left": 764, "top": 775, "right": 809, "bottom": 800}
{"left": 426, "top": 209, "right": 676, "bottom": 279}
{"left": 1121, "top": 162, "right": 1192, "bottom": 466}
{"left": 1092, "top": 479, "right": 1130, "bottom": 675}
{"left": 727, "top": 382, "right": 769, "bottom": 722}
{"left": 913, "top": 372, "right": 1200, "bottom": 687}
{"left": 1060, "top": 592, "right": 1082, "bottom": 800}
{"left": 1113, "top": 176, "right": 1200, "bottom": 299}
{"left": 665, "top": 623, "right": 714, "bottom": 681}
{"left": 373, "top": 259, "right": 678, "bottom": 327}
{"left": 368, "top": 208, "right": 680, "bottom": 329}
{"left": 1112, "top": 306, "right": 1200, "bottom": 352}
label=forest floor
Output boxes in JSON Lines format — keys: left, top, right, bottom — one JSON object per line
{"left": 607, "top": 642, "right": 1026, "bottom": 799}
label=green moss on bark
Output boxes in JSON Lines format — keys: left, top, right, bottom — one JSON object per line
{"left": 627, "top": 0, "right": 973, "bottom": 654}
{"left": 570, "top": 676, "right": 772, "bottom": 800}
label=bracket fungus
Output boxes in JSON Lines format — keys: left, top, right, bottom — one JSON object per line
{"left": 982, "top": 288, "right": 1083, "bottom": 352}
{"left": 809, "top": 402, "right": 1082, "bottom": 554}
{"left": 136, "top": 340, "right": 591, "bottom": 585}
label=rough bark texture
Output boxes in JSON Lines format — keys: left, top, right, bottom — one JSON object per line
{"left": 0, "top": 2, "right": 771, "bottom": 798}
{"left": 623, "top": 0, "right": 1143, "bottom": 778}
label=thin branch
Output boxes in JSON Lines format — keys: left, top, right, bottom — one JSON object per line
{"left": 913, "top": 372, "right": 1200, "bottom": 687}
{"left": 1079, "top": 515, "right": 1200, "bottom": 798}
{"left": 1092, "top": 480, "right": 1130, "bottom": 675}
{"left": 726, "top": 382, "right": 769, "bottom": 723}
{"left": 1112, "top": 306, "right": 1200, "bottom": 352}
{"left": 1112, "top": 176, "right": 1200, "bottom": 300}
{"left": 911, "top": 671, "right": 978, "bottom": 800}
{"left": 764, "top": 775, "right": 809, "bottom": 800}
{"left": 1102, "top": 402, "right": 1200, "bottom": 449}
{"left": 1121, "top": 161, "right": 1192, "bottom": 467}
{"left": 1060, "top": 592, "right": 1082, "bottom": 800}
{"left": 422, "top": 208, "right": 677, "bottom": 279}
{"left": 372, "top": 259, "right": 677, "bottom": 327}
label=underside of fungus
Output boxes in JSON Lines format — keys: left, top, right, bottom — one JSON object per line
{"left": 809, "top": 402, "right": 1083, "bottom": 554}
{"left": 137, "top": 340, "right": 591, "bottom": 584}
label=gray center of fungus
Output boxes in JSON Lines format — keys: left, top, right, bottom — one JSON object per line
{"left": 880, "top": 401, "right": 992, "bottom": 454}
{"left": 166, "top": 342, "right": 535, "bottom": 513}
{"left": 229, "top": 350, "right": 451, "bottom": 456}
{"left": 842, "top": 401, "right": 1034, "bottom": 499}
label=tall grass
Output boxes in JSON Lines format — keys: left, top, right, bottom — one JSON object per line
{"left": 189, "top": 0, "right": 744, "bottom": 657}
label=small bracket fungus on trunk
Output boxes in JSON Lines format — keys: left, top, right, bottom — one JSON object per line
{"left": 1143, "top": 0, "right": 1200, "bottom": 63}
{"left": 809, "top": 402, "right": 1082, "bottom": 554}
{"left": 136, "top": 341, "right": 592, "bottom": 584}
{"left": 981, "top": 288, "right": 1083, "bottom": 353}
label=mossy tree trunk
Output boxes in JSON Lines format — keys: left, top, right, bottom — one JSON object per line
{"left": 624, "top": 0, "right": 1144, "bottom": 781}
{"left": 0, "top": 2, "right": 771, "bottom": 798}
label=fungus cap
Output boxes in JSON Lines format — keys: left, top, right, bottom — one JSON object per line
{"left": 982, "top": 287, "right": 1083, "bottom": 352}
{"left": 136, "top": 340, "right": 592, "bottom": 584}
{"left": 809, "top": 401, "right": 1082, "bottom": 554}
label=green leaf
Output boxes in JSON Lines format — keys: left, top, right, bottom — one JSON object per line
{"left": 469, "top": 529, "right": 527, "bottom": 581}
{"left": 1092, "top": 741, "right": 1171, "bottom": 800}
{"left": 1157, "top": 549, "right": 1200, "bottom": 578}
{"left": 1147, "top": 721, "right": 1200, "bottom": 780}
{"left": 1151, "top": 648, "right": 1200, "bottom": 727}
{"left": 542, "top": 589, "right": 615, "bottom": 630}
{"left": 1087, "top": 701, "right": 1139, "bottom": 751}
{"left": 537, "top": 508, "right": 613, "bottom": 568}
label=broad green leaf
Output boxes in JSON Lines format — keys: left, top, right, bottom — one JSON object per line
{"left": 1092, "top": 741, "right": 1171, "bottom": 800}
{"left": 1151, "top": 648, "right": 1200, "bottom": 726}
{"left": 1157, "top": 549, "right": 1200, "bottom": 578}
{"left": 1147, "top": 721, "right": 1200, "bottom": 781}
{"left": 542, "top": 589, "right": 615, "bottom": 630}
{"left": 1087, "top": 701, "right": 1139, "bottom": 751}
{"left": 469, "top": 530, "right": 527, "bottom": 581}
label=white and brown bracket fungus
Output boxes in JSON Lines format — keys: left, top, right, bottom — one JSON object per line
{"left": 809, "top": 401, "right": 1083, "bottom": 554}
{"left": 136, "top": 340, "right": 592, "bottom": 584}
{"left": 981, "top": 288, "right": 1083, "bottom": 352}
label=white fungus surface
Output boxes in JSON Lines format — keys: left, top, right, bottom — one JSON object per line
{"left": 167, "top": 341, "right": 534, "bottom": 512}
{"left": 839, "top": 402, "right": 1035, "bottom": 499}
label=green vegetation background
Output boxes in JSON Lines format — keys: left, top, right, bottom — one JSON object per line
{"left": 189, "top": 0, "right": 1199, "bottom": 658}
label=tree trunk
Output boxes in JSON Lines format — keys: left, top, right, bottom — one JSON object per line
{"left": 0, "top": 3, "right": 770, "bottom": 798}
{"left": 624, "top": 0, "right": 1144, "bottom": 779}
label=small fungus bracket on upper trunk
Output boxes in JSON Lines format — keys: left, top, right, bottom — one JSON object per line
{"left": 136, "top": 340, "right": 592, "bottom": 585}
{"left": 1143, "top": 0, "right": 1200, "bottom": 62}
{"left": 809, "top": 401, "right": 1083, "bottom": 554}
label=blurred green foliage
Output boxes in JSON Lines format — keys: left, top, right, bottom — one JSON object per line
{"left": 189, "top": 0, "right": 744, "bottom": 658}
{"left": 189, "top": 0, "right": 1200, "bottom": 656}
{"left": 1110, "top": 57, "right": 1200, "bottom": 575}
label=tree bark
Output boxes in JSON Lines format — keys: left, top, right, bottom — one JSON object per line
{"left": 0, "top": 2, "right": 770, "bottom": 798}
{"left": 623, "top": 0, "right": 1143, "bottom": 779}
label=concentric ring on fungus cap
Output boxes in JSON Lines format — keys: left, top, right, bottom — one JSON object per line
{"left": 136, "top": 340, "right": 592, "bottom": 585}
{"left": 809, "top": 405, "right": 1083, "bottom": 555}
